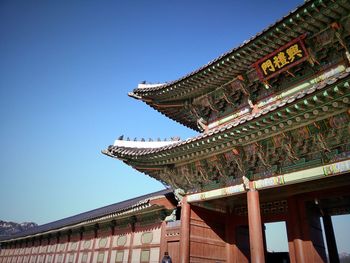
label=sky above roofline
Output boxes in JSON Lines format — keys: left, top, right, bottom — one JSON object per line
{"left": 1, "top": 0, "right": 349, "bottom": 253}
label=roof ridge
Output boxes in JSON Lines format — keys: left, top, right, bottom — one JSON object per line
{"left": 0, "top": 188, "right": 173, "bottom": 241}
{"left": 106, "top": 69, "right": 350, "bottom": 157}
{"left": 131, "top": 0, "right": 310, "bottom": 94}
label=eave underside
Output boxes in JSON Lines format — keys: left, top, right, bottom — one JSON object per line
{"left": 105, "top": 72, "right": 350, "bottom": 192}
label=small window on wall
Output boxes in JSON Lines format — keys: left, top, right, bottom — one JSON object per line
{"left": 141, "top": 232, "right": 153, "bottom": 244}
{"left": 116, "top": 235, "right": 127, "bottom": 247}
{"left": 68, "top": 254, "right": 74, "bottom": 263}
{"left": 50, "top": 245, "right": 56, "bottom": 253}
{"left": 115, "top": 251, "right": 124, "bottom": 263}
{"left": 81, "top": 253, "right": 88, "bottom": 263}
{"left": 57, "top": 254, "right": 63, "bottom": 263}
{"left": 83, "top": 240, "right": 91, "bottom": 249}
{"left": 70, "top": 242, "right": 78, "bottom": 251}
{"left": 97, "top": 252, "right": 104, "bottom": 263}
{"left": 99, "top": 237, "right": 107, "bottom": 248}
{"left": 59, "top": 243, "right": 65, "bottom": 252}
{"left": 140, "top": 250, "right": 150, "bottom": 263}
{"left": 47, "top": 255, "right": 52, "bottom": 263}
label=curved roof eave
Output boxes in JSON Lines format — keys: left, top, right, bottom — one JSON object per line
{"left": 131, "top": 1, "right": 307, "bottom": 97}
{"left": 105, "top": 70, "right": 350, "bottom": 163}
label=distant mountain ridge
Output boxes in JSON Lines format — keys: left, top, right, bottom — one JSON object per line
{"left": 0, "top": 220, "right": 37, "bottom": 237}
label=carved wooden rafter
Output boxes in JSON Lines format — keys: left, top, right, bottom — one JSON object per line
{"left": 224, "top": 148, "right": 245, "bottom": 174}
{"left": 243, "top": 143, "right": 257, "bottom": 164}
{"left": 224, "top": 87, "right": 243, "bottom": 106}
{"left": 153, "top": 111, "right": 350, "bottom": 192}
{"left": 161, "top": 165, "right": 189, "bottom": 189}
{"left": 195, "top": 160, "right": 209, "bottom": 181}
{"left": 178, "top": 164, "right": 196, "bottom": 188}
{"left": 189, "top": 104, "right": 200, "bottom": 119}
{"left": 159, "top": 171, "right": 179, "bottom": 189}
{"left": 306, "top": 47, "right": 320, "bottom": 66}
{"left": 315, "top": 133, "right": 331, "bottom": 152}
{"left": 292, "top": 127, "right": 311, "bottom": 156}
{"left": 192, "top": 97, "right": 212, "bottom": 119}
{"left": 223, "top": 75, "right": 250, "bottom": 106}
{"left": 207, "top": 95, "right": 221, "bottom": 113}
{"left": 314, "top": 28, "right": 334, "bottom": 50}
{"left": 235, "top": 75, "right": 250, "bottom": 96}
{"left": 280, "top": 134, "right": 299, "bottom": 162}
{"left": 208, "top": 155, "right": 226, "bottom": 178}
{"left": 185, "top": 102, "right": 208, "bottom": 131}
{"left": 254, "top": 142, "right": 272, "bottom": 168}
{"left": 331, "top": 22, "right": 350, "bottom": 52}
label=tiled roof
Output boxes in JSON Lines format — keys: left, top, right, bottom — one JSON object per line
{"left": 0, "top": 189, "right": 173, "bottom": 242}
{"left": 104, "top": 70, "right": 350, "bottom": 160}
{"left": 131, "top": 1, "right": 304, "bottom": 95}
{"left": 113, "top": 139, "right": 179, "bottom": 149}
{"left": 126, "top": 0, "right": 349, "bottom": 130}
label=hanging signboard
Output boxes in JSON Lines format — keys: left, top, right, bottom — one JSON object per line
{"left": 253, "top": 34, "right": 308, "bottom": 81}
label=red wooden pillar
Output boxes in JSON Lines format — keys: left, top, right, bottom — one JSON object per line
{"left": 159, "top": 221, "right": 167, "bottom": 262}
{"left": 287, "top": 197, "right": 308, "bottom": 263}
{"left": 127, "top": 220, "right": 135, "bottom": 263}
{"left": 179, "top": 197, "right": 190, "bottom": 263}
{"left": 287, "top": 197, "right": 324, "bottom": 263}
{"left": 322, "top": 214, "right": 339, "bottom": 263}
{"left": 225, "top": 213, "right": 235, "bottom": 263}
{"left": 247, "top": 187, "right": 265, "bottom": 263}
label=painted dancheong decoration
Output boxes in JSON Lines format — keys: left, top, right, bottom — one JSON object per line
{"left": 2, "top": 0, "right": 350, "bottom": 263}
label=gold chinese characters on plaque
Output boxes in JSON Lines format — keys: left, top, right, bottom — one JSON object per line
{"left": 253, "top": 35, "right": 308, "bottom": 81}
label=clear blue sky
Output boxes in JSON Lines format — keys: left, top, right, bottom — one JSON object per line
{"left": 1, "top": 0, "right": 349, "bottom": 253}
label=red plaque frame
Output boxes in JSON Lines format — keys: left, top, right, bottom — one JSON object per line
{"left": 252, "top": 34, "right": 309, "bottom": 82}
